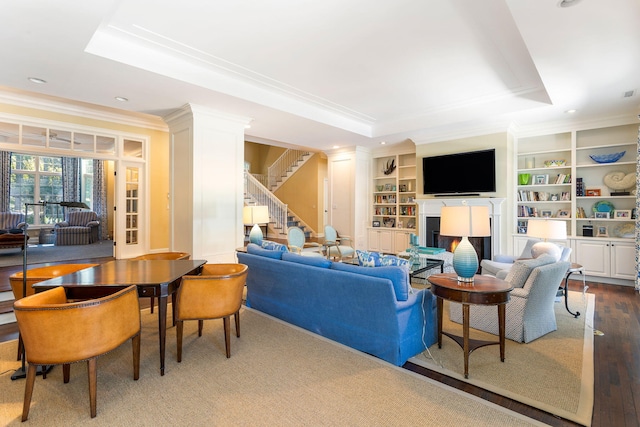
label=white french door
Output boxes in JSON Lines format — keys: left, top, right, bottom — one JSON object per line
{"left": 115, "top": 161, "right": 146, "bottom": 258}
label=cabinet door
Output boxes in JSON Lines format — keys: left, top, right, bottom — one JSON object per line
{"left": 379, "top": 230, "right": 394, "bottom": 253}
{"left": 395, "top": 231, "right": 410, "bottom": 254}
{"left": 575, "top": 240, "right": 609, "bottom": 277}
{"left": 611, "top": 242, "right": 636, "bottom": 280}
{"left": 368, "top": 229, "right": 380, "bottom": 251}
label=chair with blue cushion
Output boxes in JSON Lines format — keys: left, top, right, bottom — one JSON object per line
{"left": 287, "top": 227, "right": 324, "bottom": 257}
{"left": 323, "top": 225, "right": 355, "bottom": 261}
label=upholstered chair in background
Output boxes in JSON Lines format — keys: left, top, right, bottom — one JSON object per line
{"left": 14, "top": 285, "right": 141, "bottom": 420}
{"left": 131, "top": 252, "right": 191, "bottom": 313}
{"left": 287, "top": 227, "right": 324, "bottom": 257}
{"left": 323, "top": 225, "right": 355, "bottom": 261}
{"left": 176, "top": 263, "right": 248, "bottom": 360}
{"left": 54, "top": 211, "right": 100, "bottom": 245}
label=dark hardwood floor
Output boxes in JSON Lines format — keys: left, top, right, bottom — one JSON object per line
{"left": 1, "top": 257, "right": 638, "bottom": 426}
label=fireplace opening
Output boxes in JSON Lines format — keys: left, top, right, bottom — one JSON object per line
{"left": 425, "top": 217, "right": 491, "bottom": 264}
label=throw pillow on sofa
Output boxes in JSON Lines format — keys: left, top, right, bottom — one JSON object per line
{"left": 505, "top": 253, "right": 557, "bottom": 288}
{"left": 261, "top": 240, "right": 289, "bottom": 252}
{"left": 356, "top": 249, "right": 381, "bottom": 267}
{"left": 247, "top": 243, "right": 285, "bottom": 259}
{"left": 379, "top": 254, "right": 410, "bottom": 268}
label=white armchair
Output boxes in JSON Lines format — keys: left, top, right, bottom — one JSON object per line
{"left": 481, "top": 239, "right": 571, "bottom": 279}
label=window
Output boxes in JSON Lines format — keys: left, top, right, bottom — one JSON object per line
{"left": 10, "top": 154, "right": 63, "bottom": 225}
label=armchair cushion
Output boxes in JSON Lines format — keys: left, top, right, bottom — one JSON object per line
{"left": 504, "top": 254, "right": 557, "bottom": 288}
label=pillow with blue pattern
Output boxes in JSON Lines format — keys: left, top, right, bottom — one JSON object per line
{"left": 261, "top": 240, "right": 288, "bottom": 252}
{"left": 380, "top": 254, "right": 410, "bottom": 268}
{"left": 356, "top": 250, "right": 381, "bottom": 267}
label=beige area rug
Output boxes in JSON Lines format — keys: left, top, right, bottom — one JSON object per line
{"left": 0, "top": 308, "right": 548, "bottom": 426}
{"left": 409, "top": 290, "right": 595, "bottom": 427}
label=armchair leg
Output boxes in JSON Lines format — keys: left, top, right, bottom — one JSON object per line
{"left": 176, "top": 320, "right": 183, "bottom": 363}
{"left": 21, "top": 363, "right": 37, "bottom": 421}
{"left": 234, "top": 311, "right": 240, "bottom": 337}
{"left": 223, "top": 316, "right": 231, "bottom": 358}
{"left": 87, "top": 358, "right": 97, "bottom": 418}
{"left": 149, "top": 296, "right": 155, "bottom": 313}
{"left": 63, "top": 363, "right": 70, "bottom": 383}
{"left": 132, "top": 334, "right": 140, "bottom": 380}
{"left": 198, "top": 319, "right": 204, "bottom": 337}
{"left": 17, "top": 334, "right": 23, "bottom": 361}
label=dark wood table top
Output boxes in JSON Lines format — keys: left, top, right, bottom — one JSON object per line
{"left": 428, "top": 273, "right": 513, "bottom": 305}
{"left": 33, "top": 259, "right": 207, "bottom": 289}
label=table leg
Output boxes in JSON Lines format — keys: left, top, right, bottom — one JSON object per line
{"left": 462, "top": 303, "right": 470, "bottom": 379}
{"left": 158, "top": 295, "right": 167, "bottom": 376}
{"left": 436, "top": 297, "right": 443, "bottom": 348}
{"left": 498, "top": 304, "right": 506, "bottom": 362}
{"left": 563, "top": 272, "right": 580, "bottom": 318}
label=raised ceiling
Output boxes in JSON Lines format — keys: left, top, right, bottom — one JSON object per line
{"left": 0, "top": 0, "right": 638, "bottom": 150}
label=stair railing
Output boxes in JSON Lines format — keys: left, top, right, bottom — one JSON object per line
{"left": 267, "top": 149, "right": 310, "bottom": 190}
{"left": 244, "top": 171, "right": 287, "bottom": 234}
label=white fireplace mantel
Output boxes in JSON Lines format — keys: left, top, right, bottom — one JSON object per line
{"left": 417, "top": 197, "right": 506, "bottom": 256}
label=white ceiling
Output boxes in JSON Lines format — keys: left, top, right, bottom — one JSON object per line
{"left": 0, "top": 0, "right": 639, "bottom": 151}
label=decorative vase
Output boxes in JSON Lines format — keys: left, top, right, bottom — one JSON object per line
{"left": 518, "top": 173, "right": 530, "bottom": 185}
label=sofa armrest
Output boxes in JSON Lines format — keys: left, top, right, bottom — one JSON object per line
{"left": 87, "top": 220, "right": 100, "bottom": 227}
{"left": 17, "top": 222, "right": 27, "bottom": 230}
{"left": 494, "top": 254, "right": 517, "bottom": 263}
{"left": 55, "top": 221, "right": 70, "bottom": 228}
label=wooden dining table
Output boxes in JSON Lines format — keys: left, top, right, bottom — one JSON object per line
{"left": 33, "top": 259, "right": 206, "bottom": 375}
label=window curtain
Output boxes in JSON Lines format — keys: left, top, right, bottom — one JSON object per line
{"left": 636, "top": 122, "right": 640, "bottom": 292}
{"left": 0, "top": 151, "right": 10, "bottom": 212}
{"left": 62, "top": 157, "right": 81, "bottom": 205}
{"left": 93, "top": 159, "right": 108, "bottom": 241}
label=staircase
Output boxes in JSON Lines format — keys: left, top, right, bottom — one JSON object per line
{"left": 244, "top": 149, "right": 317, "bottom": 238}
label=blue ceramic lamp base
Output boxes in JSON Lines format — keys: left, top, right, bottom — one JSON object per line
{"left": 452, "top": 237, "right": 478, "bottom": 283}
{"left": 249, "top": 224, "right": 264, "bottom": 245}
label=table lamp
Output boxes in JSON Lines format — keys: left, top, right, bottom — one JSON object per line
{"left": 526, "top": 219, "right": 566, "bottom": 261}
{"left": 440, "top": 204, "right": 490, "bottom": 283}
{"left": 243, "top": 205, "right": 269, "bottom": 244}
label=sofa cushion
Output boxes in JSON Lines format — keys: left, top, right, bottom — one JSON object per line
{"left": 505, "top": 253, "right": 557, "bottom": 288}
{"left": 282, "top": 252, "right": 332, "bottom": 268}
{"left": 356, "top": 249, "right": 381, "bottom": 267}
{"left": 330, "top": 262, "right": 409, "bottom": 301}
{"left": 247, "top": 243, "right": 284, "bottom": 260}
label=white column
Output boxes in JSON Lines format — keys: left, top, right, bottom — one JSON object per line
{"left": 165, "top": 104, "right": 251, "bottom": 262}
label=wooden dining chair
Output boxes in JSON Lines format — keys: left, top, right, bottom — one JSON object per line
{"left": 14, "top": 285, "right": 141, "bottom": 420}
{"left": 176, "top": 263, "right": 248, "bottom": 360}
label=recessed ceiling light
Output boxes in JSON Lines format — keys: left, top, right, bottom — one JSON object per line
{"left": 244, "top": 124, "right": 251, "bottom": 129}
{"left": 380, "top": 141, "right": 386, "bottom": 145}
{"left": 115, "top": 96, "right": 128, "bottom": 102}
{"left": 333, "top": 145, "right": 340, "bottom": 149}
{"left": 27, "top": 77, "right": 46, "bottom": 84}
{"left": 565, "top": 109, "right": 577, "bottom": 114}
{"left": 558, "top": 0, "right": 581, "bottom": 7}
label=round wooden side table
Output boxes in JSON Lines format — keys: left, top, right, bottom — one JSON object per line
{"left": 428, "top": 273, "right": 513, "bottom": 378}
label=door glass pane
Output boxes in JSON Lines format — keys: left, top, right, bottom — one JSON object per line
{"left": 123, "top": 139, "right": 143, "bottom": 158}
{"left": 125, "top": 166, "right": 139, "bottom": 245}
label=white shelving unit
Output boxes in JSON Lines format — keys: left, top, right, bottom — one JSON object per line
{"left": 369, "top": 151, "right": 418, "bottom": 253}
{"left": 515, "top": 123, "right": 637, "bottom": 283}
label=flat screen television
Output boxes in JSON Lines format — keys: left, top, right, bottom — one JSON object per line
{"left": 422, "top": 149, "right": 496, "bottom": 195}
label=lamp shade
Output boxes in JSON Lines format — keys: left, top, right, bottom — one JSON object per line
{"left": 243, "top": 206, "right": 269, "bottom": 226}
{"left": 527, "top": 219, "right": 567, "bottom": 261}
{"left": 440, "top": 205, "right": 490, "bottom": 282}
{"left": 526, "top": 219, "right": 567, "bottom": 241}
{"left": 440, "top": 205, "right": 490, "bottom": 238}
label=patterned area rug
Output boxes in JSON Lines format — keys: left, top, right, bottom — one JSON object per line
{"left": 408, "top": 290, "right": 595, "bottom": 426}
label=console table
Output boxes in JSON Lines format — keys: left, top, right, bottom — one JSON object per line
{"left": 427, "top": 273, "right": 513, "bottom": 378}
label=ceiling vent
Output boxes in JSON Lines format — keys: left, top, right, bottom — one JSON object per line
{"left": 623, "top": 90, "right": 635, "bottom": 98}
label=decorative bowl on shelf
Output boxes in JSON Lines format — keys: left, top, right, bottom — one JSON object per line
{"left": 593, "top": 200, "right": 615, "bottom": 213}
{"left": 589, "top": 151, "right": 625, "bottom": 164}
{"left": 543, "top": 160, "right": 566, "bottom": 167}
{"left": 376, "top": 185, "right": 384, "bottom": 191}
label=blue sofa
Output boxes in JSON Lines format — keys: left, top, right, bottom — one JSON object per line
{"left": 237, "top": 243, "right": 437, "bottom": 366}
